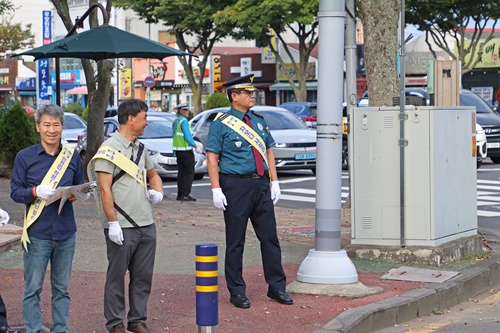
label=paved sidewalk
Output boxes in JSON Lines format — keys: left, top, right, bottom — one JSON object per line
{"left": 1, "top": 178, "right": 499, "bottom": 333}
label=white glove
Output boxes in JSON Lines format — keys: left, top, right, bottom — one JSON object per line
{"left": 194, "top": 143, "right": 203, "bottom": 154}
{"left": 108, "top": 221, "right": 124, "bottom": 246}
{"left": 71, "top": 189, "right": 90, "bottom": 201}
{"left": 271, "top": 181, "right": 281, "bottom": 205}
{"left": 212, "top": 188, "right": 227, "bottom": 211}
{"left": 148, "top": 189, "right": 164, "bottom": 205}
{"left": 36, "top": 185, "right": 57, "bottom": 200}
{"left": 0, "top": 208, "right": 9, "bottom": 227}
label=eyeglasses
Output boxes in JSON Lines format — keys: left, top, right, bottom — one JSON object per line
{"left": 237, "top": 90, "right": 255, "bottom": 97}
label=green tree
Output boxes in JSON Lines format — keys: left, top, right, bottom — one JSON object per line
{"left": 204, "top": 91, "right": 231, "bottom": 110}
{"left": 214, "top": 0, "right": 319, "bottom": 102}
{"left": 114, "top": 0, "right": 237, "bottom": 115}
{"left": 406, "top": 0, "right": 500, "bottom": 73}
{"left": 357, "top": 0, "right": 401, "bottom": 106}
{"left": 0, "top": 0, "right": 35, "bottom": 56}
{"left": 0, "top": 101, "right": 38, "bottom": 167}
{"left": 50, "top": 0, "right": 113, "bottom": 174}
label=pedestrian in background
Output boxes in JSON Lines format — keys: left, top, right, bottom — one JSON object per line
{"left": 88, "top": 99, "right": 164, "bottom": 333}
{"left": 10, "top": 105, "right": 87, "bottom": 333}
{"left": 206, "top": 74, "right": 293, "bottom": 309}
{"left": 0, "top": 208, "right": 24, "bottom": 333}
{"left": 172, "top": 103, "right": 203, "bottom": 201}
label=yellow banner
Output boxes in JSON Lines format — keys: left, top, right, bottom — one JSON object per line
{"left": 119, "top": 68, "right": 132, "bottom": 99}
{"left": 459, "top": 38, "right": 500, "bottom": 69}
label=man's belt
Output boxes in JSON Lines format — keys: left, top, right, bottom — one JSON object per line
{"left": 220, "top": 172, "right": 269, "bottom": 179}
{"left": 22, "top": 145, "right": 75, "bottom": 251}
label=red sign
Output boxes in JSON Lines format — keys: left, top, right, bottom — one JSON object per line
{"left": 144, "top": 76, "right": 155, "bottom": 88}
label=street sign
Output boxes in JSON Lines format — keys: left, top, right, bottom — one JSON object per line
{"left": 143, "top": 76, "right": 155, "bottom": 88}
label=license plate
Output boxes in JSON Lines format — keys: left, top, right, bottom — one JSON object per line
{"left": 166, "top": 159, "right": 177, "bottom": 165}
{"left": 487, "top": 142, "right": 500, "bottom": 149}
{"left": 295, "top": 153, "right": 316, "bottom": 160}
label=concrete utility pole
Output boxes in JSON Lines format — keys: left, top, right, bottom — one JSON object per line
{"left": 297, "top": 0, "right": 358, "bottom": 284}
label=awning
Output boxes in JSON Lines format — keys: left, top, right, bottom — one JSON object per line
{"left": 269, "top": 81, "right": 318, "bottom": 91}
{"left": 66, "top": 86, "right": 88, "bottom": 95}
{"left": 19, "top": 91, "right": 36, "bottom": 96}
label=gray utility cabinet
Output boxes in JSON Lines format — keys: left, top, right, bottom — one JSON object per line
{"left": 350, "top": 106, "right": 477, "bottom": 246}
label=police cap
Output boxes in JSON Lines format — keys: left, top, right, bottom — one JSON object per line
{"left": 222, "top": 74, "right": 258, "bottom": 92}
{"left": 175, "top": 102, "right": 189, "bottom": 111}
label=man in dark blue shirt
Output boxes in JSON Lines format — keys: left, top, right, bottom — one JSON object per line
{"left": 10, "top": 104, "right": 86, "bottom": 333}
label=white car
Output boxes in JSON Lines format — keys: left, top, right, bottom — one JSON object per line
{"left": 476, "top": 123, "right": 487, "bottom": 169}
{"left": 76, "top": 115, "right": 207, "bottom": 179}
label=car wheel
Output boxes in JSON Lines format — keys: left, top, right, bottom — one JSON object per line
{"left": 477, "top": 159, "right": 482, "bottom": 169}
{"left": 342, "top": 140, "right": 349, "bottom": 170}
{"left": 490, "top": 156, "right": 500, "bottom": 164}
{"left": 194, "top": 173, "right": 205, "bottom": 180}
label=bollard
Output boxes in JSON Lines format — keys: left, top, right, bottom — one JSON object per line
{"left": 196, "top": 243, "right": 218, "bottom": 333}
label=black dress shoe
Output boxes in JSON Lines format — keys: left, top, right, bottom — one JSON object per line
{"left": 230, "top": 294, "right": 251, "bottom": 308}
{"left": 176, "top": 195, "right": 196, "bottom": 201}
{"left": 0, "top": 326, "right": 24, "bottom": 333}
{"left": 267, "top": 289, "right": 293, "bottom": 305}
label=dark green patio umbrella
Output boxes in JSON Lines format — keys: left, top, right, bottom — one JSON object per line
{"left": 15, "top": 24, "right": 190, "bottom": 61}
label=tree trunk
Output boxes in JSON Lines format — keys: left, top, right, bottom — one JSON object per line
{"left": 357, "top": 0, "right": 400, "bottom": 106}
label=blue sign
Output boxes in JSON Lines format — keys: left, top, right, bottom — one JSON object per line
{"left": 38, "top": 10, "right": 52, "bottom": 104}
{"left": 17, "top": 78, "right": 36, "bottom": 90}
{"left": 144, "top": 76, "right": 155, "bottom": 88}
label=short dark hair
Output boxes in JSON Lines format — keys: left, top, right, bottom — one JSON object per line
{"left": 117, "top": 99, "right": 148, "bottom": 125}
{"left": 35, "top": 104, "right": 65, "bottom": 125}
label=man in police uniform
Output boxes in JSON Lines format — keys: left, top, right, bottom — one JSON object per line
{"left": 172, "top": 103, "right": 202, "bottom": 201}
{"left": 206, "top": 74, "right": 293, "bottom": 309}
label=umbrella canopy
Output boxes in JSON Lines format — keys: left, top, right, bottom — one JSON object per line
{"left": 15, "top": 24, "right": 191, "bottom": 61}
{"left": 66, "top": 86, "right": 88, "bottom": 95}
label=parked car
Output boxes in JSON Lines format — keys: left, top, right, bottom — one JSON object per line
{"left": 76, "top": 115, "right": 207, "bottom": 179}
{"left": 190, "top": 106, "right": 317, "bottom": 174}
{"left": 476, "top": 123, "right": 487, "bottom": 168}
{"left": 62, "top": 112, "right": 87, "bottom": 148}
{"left": 278, "top": 101, "right": 317, "bottom": 128}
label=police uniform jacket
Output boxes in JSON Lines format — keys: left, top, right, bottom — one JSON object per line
{"left": 206, "top": 107, "right": 275, "bottom": 175}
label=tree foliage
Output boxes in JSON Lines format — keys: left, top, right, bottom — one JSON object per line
{"left": 214, "top": 0, "right": 319, "bottom": 102}
{"left": 0, "top": 0, "right": 34, "bottom": 56}
{"left": 0, "top": 101, "right": 38, "bottom": 167}
{"left": 114, "top": 0, "right": 237, "bottom": 114}
{"left": 204, "top": 92, "right": 230, "bottom": 110}
{"left": 406, "top": 0, "right": 500, "bottom": 73}
{"left": 357, "top": 0, "right": 401, "bottom": 106}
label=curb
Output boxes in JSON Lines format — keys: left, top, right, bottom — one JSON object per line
{"left": 312, "top": 252, "right": 500, "bottom": 333}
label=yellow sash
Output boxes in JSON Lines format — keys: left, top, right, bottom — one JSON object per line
{"left": 22, "top": 145, "right": 75, "bottom": 251}
{"left": 215, "top": 112, "right": 269, "bottom": 167}
{"left": 88, "top": 146, "right": 146, "bottom": 221}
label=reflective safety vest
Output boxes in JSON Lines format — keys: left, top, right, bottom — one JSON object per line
{"left": 172, "top": 117, "right": 193, "bottom": 151}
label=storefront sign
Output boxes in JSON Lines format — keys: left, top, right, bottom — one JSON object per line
{"left": 459, "top": 38, "right": 500, "bottom": 69}
{"left": 38, "top": 10, "right": 52, "bottom": 104}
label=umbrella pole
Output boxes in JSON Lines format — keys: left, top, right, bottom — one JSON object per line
{"left": 55, "top": 3, "right": 109, "bottom": 106}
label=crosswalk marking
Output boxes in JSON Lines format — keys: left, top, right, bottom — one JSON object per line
{"left": 278, "top": 175, "right": 500, "bottom": 217}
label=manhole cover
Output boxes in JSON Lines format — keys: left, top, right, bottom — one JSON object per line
{"left": 381, "top": 266, "right": 459, "bottom": 283}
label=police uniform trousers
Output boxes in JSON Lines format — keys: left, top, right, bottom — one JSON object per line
{"left": 175, "top": 150, "right": 195, "bottom": 198}
{"left": 220, "top": 173, "right": 287, "bottom": 296}
{"left": 103, "top": 224, "right": 156, "bottom": 331}
{"left": 0, "top": 294, "right": 8, "bottom": 327}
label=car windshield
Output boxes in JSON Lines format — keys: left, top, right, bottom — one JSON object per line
{"left": 139, "top": 118, "right": 172, "bottom": 139}
{"left": 460, "top": 92, "right": 494, "bottom": 114}
{"left": 263, "top": 110, "right": 309, "bottom": 130}
{"left": 64, "top": 115, "right": 86, "bottom": 129}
